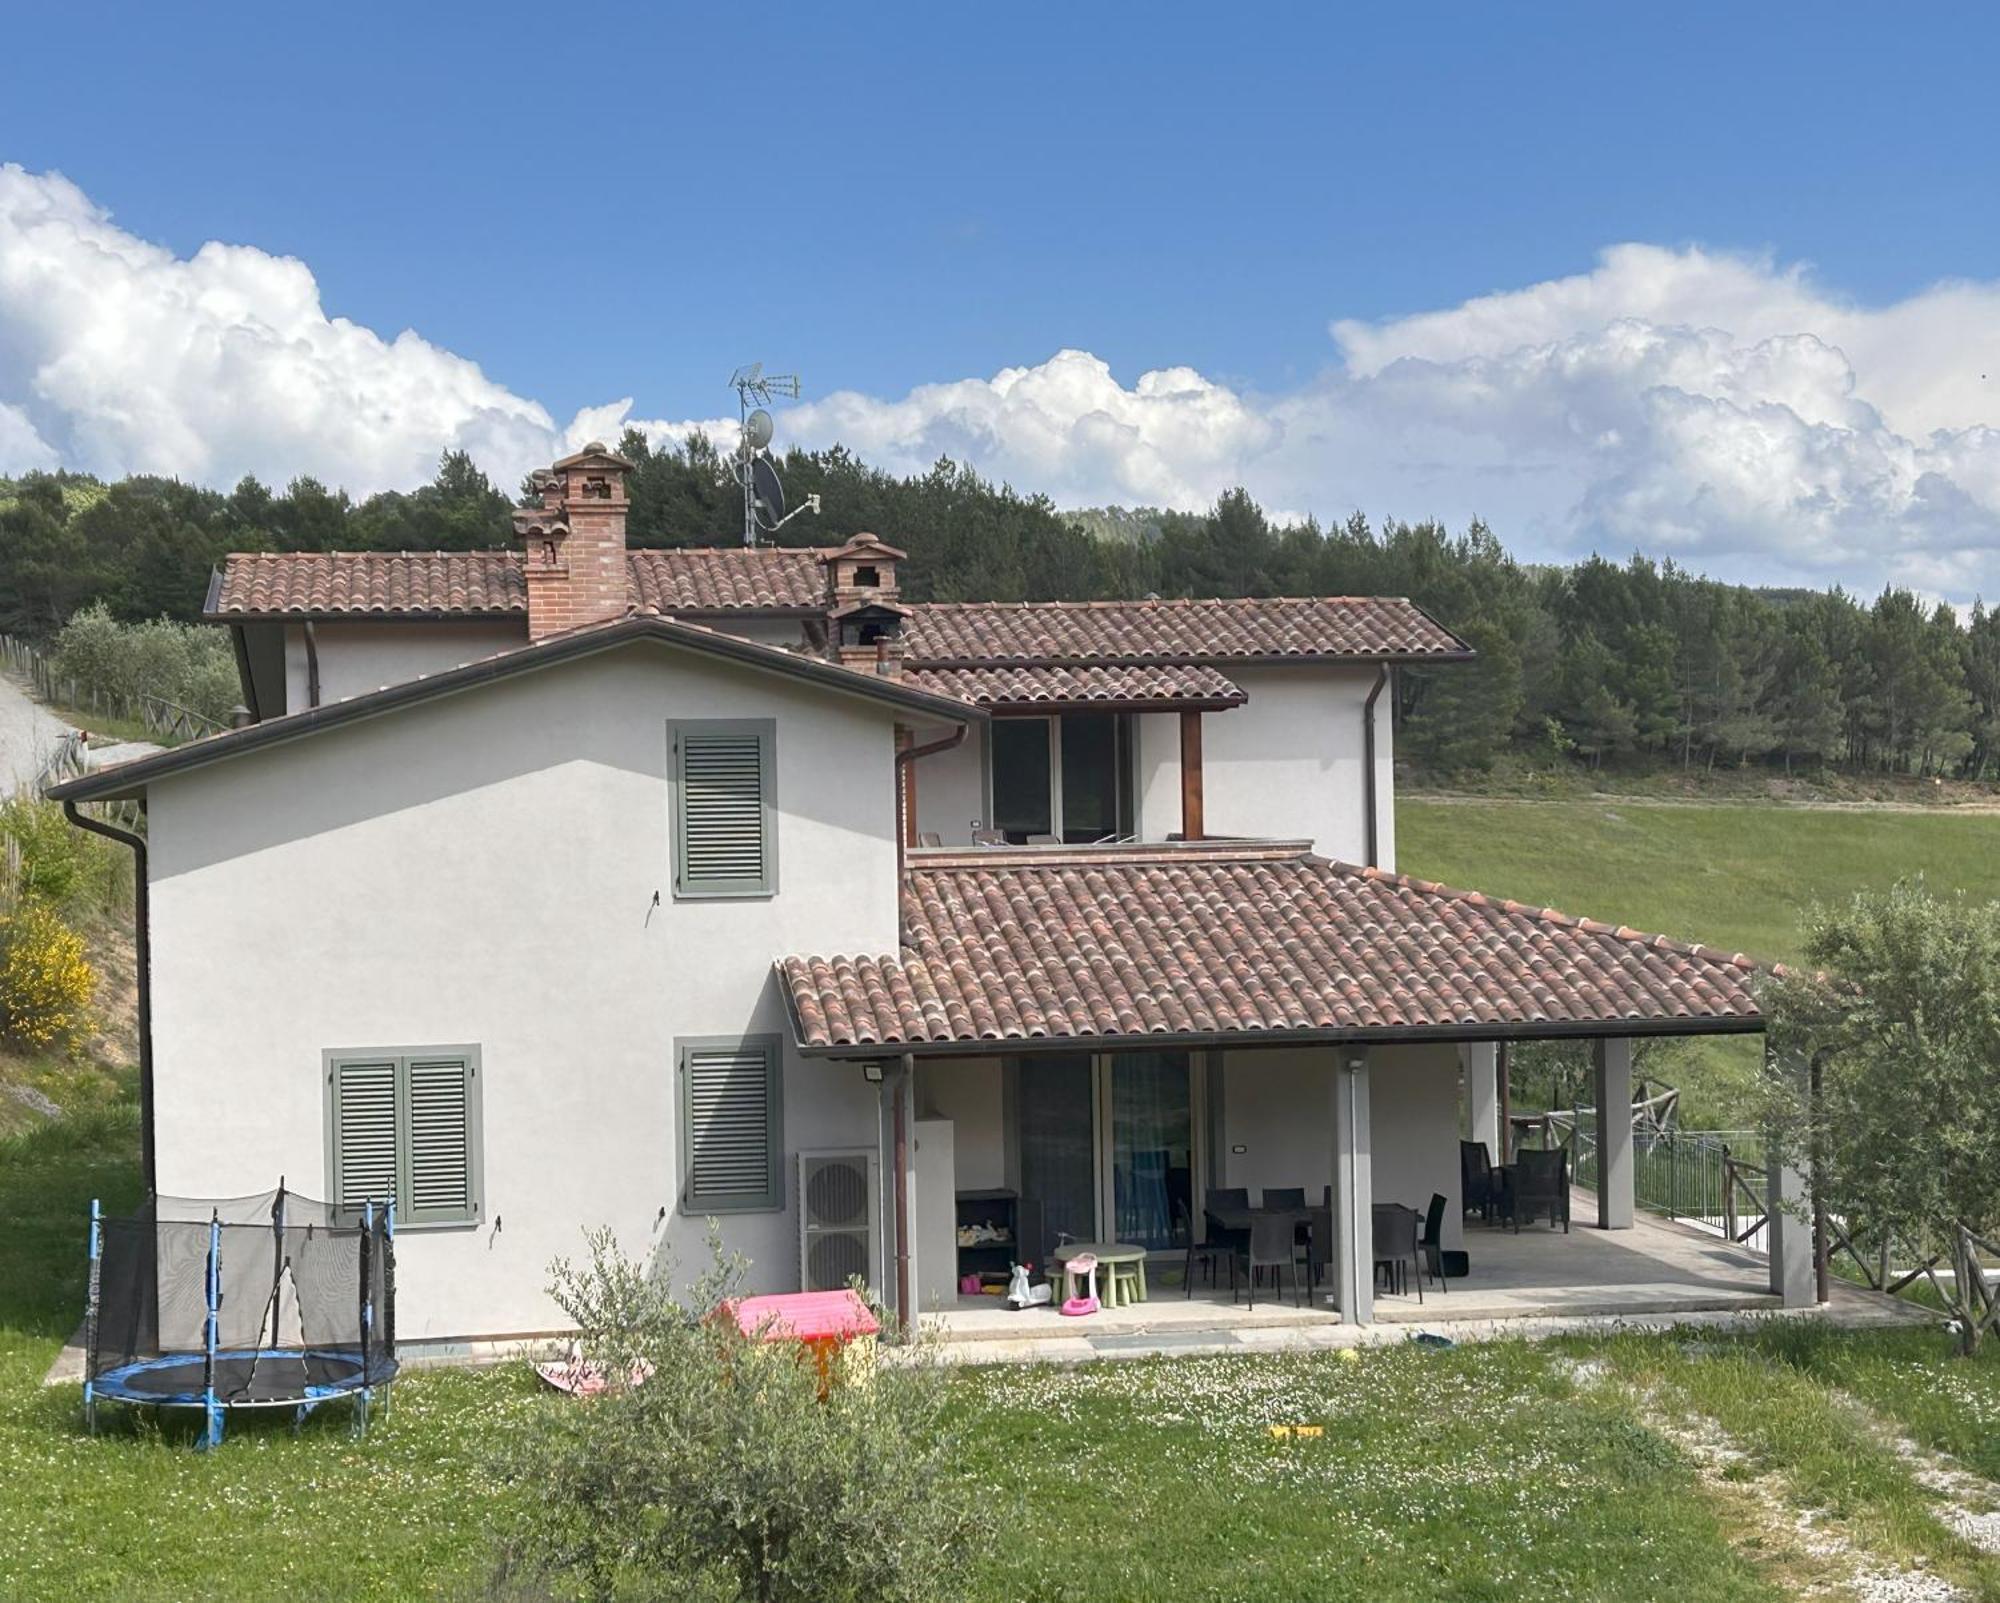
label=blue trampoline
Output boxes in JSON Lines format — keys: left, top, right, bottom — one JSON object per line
{"left": 84, "top": 1184, "right": 396, "bottom": 1448}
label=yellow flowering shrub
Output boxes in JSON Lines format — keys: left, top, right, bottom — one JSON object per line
{"left": 0, "top": 899, "right": 97, "bottom": 1051}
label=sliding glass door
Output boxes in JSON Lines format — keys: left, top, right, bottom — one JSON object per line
{"left": 1108, "top": 1052, "right": 1192, "bottom": 1249}
{"left": 1012, "top": 1051, "right": 1195, "bottom": 1256}
{"left": 988, "top": 715, "right": 1134, "bottom": 844}
{"left": 1016, "top": 1058, "right": 1096, "bottom": 1260}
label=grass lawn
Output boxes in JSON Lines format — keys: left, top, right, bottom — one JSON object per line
{"left": 1397, "top": 797, "right": 2000, "bottom": 1125}
{"left": 1397, "top": 796, "right": 2000, "bottom": 969}
{"left": 6, "top": 1108, "right": 2000, "bottom": 1602}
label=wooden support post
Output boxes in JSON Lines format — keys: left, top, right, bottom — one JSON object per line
{"left": 1179, "top": 709, "right": 1204, "bottom": 840}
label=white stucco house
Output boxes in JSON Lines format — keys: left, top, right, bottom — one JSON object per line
{"left": 51, "top": 444, "right": 1814, "bottom": 1346}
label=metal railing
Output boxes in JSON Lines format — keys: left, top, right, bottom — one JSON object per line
{"left": 1556, "top": 1114, "right": 1769, "bottom": 1247}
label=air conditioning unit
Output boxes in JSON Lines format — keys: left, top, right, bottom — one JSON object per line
{"left": 798, "top": 1149, "right": 879, "bottom": 1295}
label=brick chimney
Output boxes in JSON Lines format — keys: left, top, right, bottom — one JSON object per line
{"left": 822, "top": 534, "right": 911, "bottom": 676}
{"left": 515, "top": 442, "right": 632, "bottom": 641}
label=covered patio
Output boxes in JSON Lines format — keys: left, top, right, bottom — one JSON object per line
{"left": 932, "top": 1188, "right": 1780, "bottom": 1341}
{"left": 779, "top": 840, "right": 1821, "bottom": 1334}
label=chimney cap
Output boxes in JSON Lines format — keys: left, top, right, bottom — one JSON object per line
{"left": 820, "top": 532, "right": 908, "bottom": 563}
{"left": 551, "top": 441, "right": 635, "bottom": 472}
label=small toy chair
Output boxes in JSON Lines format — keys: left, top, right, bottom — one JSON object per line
{"left": 1059, "top": 1252, "right": 1101, "bottom": 1316}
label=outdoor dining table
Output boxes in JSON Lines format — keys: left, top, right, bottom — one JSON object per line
{"left": 1204, "top": 1205, "right": 1323, "bottom": 1239}
{"left": 1203, "top": 1206, "right": 1330, "bottom": 1272}
{"left": 1050, "top": 1240, "right": 1149, "bottom": 1307}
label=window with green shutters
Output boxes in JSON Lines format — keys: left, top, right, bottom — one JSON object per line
{"left": 670, "top": 720, "right": 777, "bottom": 898}
{"left": 679, "top": 1036, "right": 783, "bottom": 1213}
{"left": 325, "top": 1046, "right": 482, "bottom": 1227}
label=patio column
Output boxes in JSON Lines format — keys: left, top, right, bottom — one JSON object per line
{"left": 1462, "top": 1042, "right": 1500, "bottom": 1157}
{"left": 1329, "top": 1048, "right": 1373, "bottom": 1324}
{"left": 1592, "top": 1037, "right": 1634, "bottom": 1229}
{"left": 1765, "top": 1044, "right": 1816, "bottom": 1307}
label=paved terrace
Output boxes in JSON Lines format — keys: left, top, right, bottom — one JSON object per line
{"left": 920, "top": 1191, "right": 1930, "bottom": 1367}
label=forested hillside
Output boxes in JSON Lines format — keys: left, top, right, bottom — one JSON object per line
{"left": 4, "top": 429, "right": 1997, "bottom": 783}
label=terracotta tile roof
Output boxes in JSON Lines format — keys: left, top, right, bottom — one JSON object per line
{"left": 901, "top": 597, "right": 1470, "bottom": 665}
{"left": 209, "top": 551, "right": 528, "bottom": 616}
{"left": 904, "top": 663, "right": 1247, "bottom": 710}
{"left": 208, "top": 547, "right": 827, "bottom": 618}
{"left": 626, "top": 548, "right": 827, "bottom": 612}
{"left": 778, "top": 845, "right": 1768, "bottom": 1051}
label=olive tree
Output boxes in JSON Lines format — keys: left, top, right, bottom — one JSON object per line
{"left": 493, "top": 1231, "right": 991, "bottom": 1603}
{"left": 1763, "top": 880, "right": 2000, "bottom": 1354}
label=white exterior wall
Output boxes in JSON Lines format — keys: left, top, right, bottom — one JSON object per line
{"left": 1216, "top": 1042, "right": 1460, "bottom": 1248}
{"left": 916, "top": 1056, "right": 1008, "bottom": 1190}
{"left": 277, "top": 616, "right": 812, "bottom": 715}
{"left": 909, "top": 720, "right": 989, "bottom": 844}
{"left": 1134, "top": 666, "right": 1394, "bottom": 866}
{"left": 283, "top": 620, "right": 528, "bottom": 712}
{"left": 146, "top": 643, "right": 907, "bottom": 1340}
{"left": 701, "top": 615, "right": 814, "bottom": 649}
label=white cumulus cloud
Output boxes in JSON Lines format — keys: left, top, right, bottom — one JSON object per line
{"left": 0, "top": 165, "right": 582, "bottom": 491}
{"left": 5, "top": 164, "right": 2000, "bottom": 598}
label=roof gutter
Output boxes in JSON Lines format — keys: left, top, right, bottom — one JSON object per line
{"left": 302, "top": 620, "right": 321, "bottom": 709}
{"left": 796, "top": 1012, "right": 1769, "bottom": 1061}
{"left": 62, "top": 802, "right": 153, "bottom": 1193}
{"left": 1362, "top": 664, "right": 1389, "bottom": 868}
{"left": 227, "top": 623, "right": 261, "bottom": 723}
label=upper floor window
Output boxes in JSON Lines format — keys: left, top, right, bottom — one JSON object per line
{"left": 989, "top": 714, "right": 1133, "bottom": 844}
{"left": 671, "top": 720, "right": 778, "bottom": 898}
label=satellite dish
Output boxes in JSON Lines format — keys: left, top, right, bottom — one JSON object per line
{"left": 744, "top": 408, "right": 774, "bottom": 451}
{"left": 751, "top": 456, "right": 786, "bottom": 529}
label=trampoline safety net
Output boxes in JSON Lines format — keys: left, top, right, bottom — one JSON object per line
{"left": 88, "top": 1185, "right": 397, "bottom": 1410}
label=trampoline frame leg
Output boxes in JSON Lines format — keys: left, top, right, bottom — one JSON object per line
{"left": 199, "top": 1402, "right": 224, "bottom": 1451}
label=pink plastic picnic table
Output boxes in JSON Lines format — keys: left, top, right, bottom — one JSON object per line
{"left": 726, "top": 1289, "right": 880, "bottom": 1341}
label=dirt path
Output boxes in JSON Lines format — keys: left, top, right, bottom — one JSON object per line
{"left": 1559, "top": 1357, "right": 1996, "bottom": 1601}
{"left": 0, "top": 670, "right": 76, "bottom": 796}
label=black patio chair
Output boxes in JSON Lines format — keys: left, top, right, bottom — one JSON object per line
{"left": 1235, "top": 1210, "right": 1306, "bottom": 1309}
{"left": 1510, "top": 1147, "right": 1570, "bottom": 1233}
{"left": 1262, "top": 1186, "right": 1306, "bottom": 1209}
{"left": 1203, "top": 1188, "right": 1249, "bottom": 1270}
{"left": 1305, "top": 1205, "right": 1332, "bottom": 1288}
{"left": 1371, "top": 1203, "right": 1422, "bottom": 1303}
{"left": 1419, "top": 1192, "right": 1450, "bottom": 1293}
{"left": 1460, "top": 1140, "right": 1496, "bottom": 1224}
{"left": 1177, "top": 1200, "right": 1233, "bottom": 1296}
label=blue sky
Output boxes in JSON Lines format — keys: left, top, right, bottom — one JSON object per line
{"left": 3, "top": 3, "right": 2000, "bottom": 596}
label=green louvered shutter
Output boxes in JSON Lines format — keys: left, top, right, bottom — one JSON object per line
{"left": 681, "top": 1038, "right": 782, "bottom": 1211}
{"left": 673, "top": 721, "right": 776, "bottom": 897}
{"left": 402, "top": 1054, "right": 479, "bottom": 1225}
{"left": 329, "top": 1057, "right": 399, "bottom": 1221}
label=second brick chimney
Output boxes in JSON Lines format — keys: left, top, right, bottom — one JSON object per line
{"left": 515, "top": 442, "right": 632, "bottom": 641}
{"left": 822, "top": 534, "right": 911, "bottom": 676}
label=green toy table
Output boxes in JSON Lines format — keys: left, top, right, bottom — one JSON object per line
{"left": 1051, "top": 1241, "right": 1148, "bottom": 1307}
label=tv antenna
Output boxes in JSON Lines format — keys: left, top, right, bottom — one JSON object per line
{"left": 729, "top": 365, "right": 820, "bottom": 547}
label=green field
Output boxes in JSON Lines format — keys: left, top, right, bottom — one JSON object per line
{"left": 1397, "top": 796, "right": 2000, "bottom": 1124}
{"left": 1399, "top": 796, "right": 2000, "bottom": 967}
